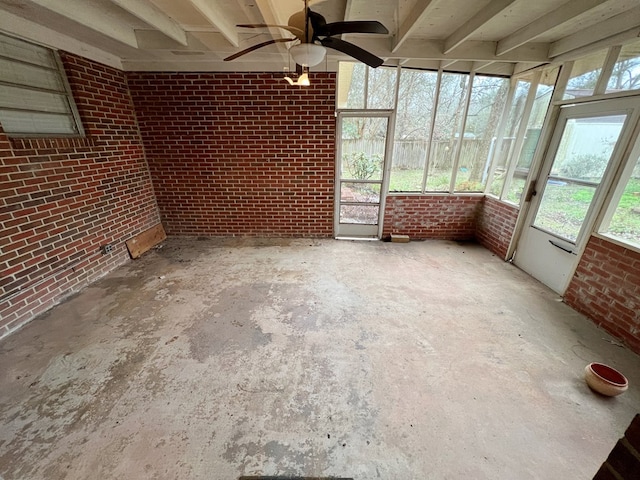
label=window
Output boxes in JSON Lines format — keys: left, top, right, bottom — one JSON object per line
{"left": 599, "top": 137, "right": 640, "bottom": 248}
{"left": 336, "top": 63, "right": 397, "bottom": 110}
{"left": 487, "top": 77, "right": 533, "bottom": 198}
{"left": 486, "top": 66, "right": 559, "bottom": 205}
{"left": 0, "top": 32, "right": 83, "bottom": 136}
{"left": 606, "top": 42, "right": 640, "bottom": 93}
{"left": 390, "top": 69, "right": 438, "bottom": 191}
{"left": 564, "top": 49, "right": 608, "bottom": 99}
{"left": 369, "top": 66, "right": 509, "bottom": 193}
{"left": 455, "top": 75, "right": 509, "bottom": 192}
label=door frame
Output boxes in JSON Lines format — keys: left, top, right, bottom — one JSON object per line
{"left": 334, "top": 110, "right": 394, "bottom": 239}
{"left": 513, "top": 96, "right": 640, "bottom": 294}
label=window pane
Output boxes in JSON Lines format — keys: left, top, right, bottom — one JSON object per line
{"left": 534, "top": 181, "right": 596, "bottom": 242}
{"left": 455, "top": 75, "right": 509, "bottom": 191}
{"left": 340, "top": 205, "right": 379, "bottom": 224}
{"left": 340, "top": 182, "right": 381, "bottom": 203}
{"left": 606, "top": 41, "right": 640, "bottom": 93}
{"left": 505, "top": 67, "right": 559, "bottom": 202}
{"left": 0, "top": 58, "right": 65, "bottom": 91}
{"left": 564, "top": 49, "right": 608, "bottom": 99}
{"left": 337, "top": 62, "right": 366, "bottom": 109}
{"left": 340, "top": 116, "right": 387, "bottom": 180}
{"left": 367, "top": 66, "right": 397, "bottom": 109}
{"left": 600, "top": 148, "right": 640, "bottom": 247}
{"left": 0, "top": 32, "right": 83, "bottom": 136}
{"left": 0, "top": 110, "right": 77, "bottom": 135}
{"left": 0, "top": 85, "right": 70, "bottom": 113}
{"left": 551, "top": 114, "right": 626, "bottom": 182}
{"left": 427, "top": 72, "right": 469, "bottom": 191}
{"left": 390, "top": 69, "right": 438, "bottom": 192}
{"left": 0, "top": 34, "right": 56, "bottom": 67}
{"left": 487, "top": 78, "right": 532, "bottom": 197}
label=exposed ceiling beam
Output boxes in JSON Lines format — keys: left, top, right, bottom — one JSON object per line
{"left": 28, "top": 0, "right": 138, "bottom": 48}
{"left": 472, "top": 61, "right": 495, "bottom": 72}
{"left": 552, "top": 27, "right": 640, "bottom": 63}
{"left": 548, "top": 7, "right": 640, "bottom": 58}
{"left": 110, "top": 0, "right": 188, "bottom": 46}
{"left": 496, "top": 0, "right": 608, "bottom": 56}
{"left": 134, "top": 30, "right": 209, "bottom": 50}
{"left": 188, "top": 0, "right": 239, "bottom": 47}
{"left": 443, "top": 0, "right": 518, "bottom": 54}
{"left": 392, "top": 0, "right": 437, "bottom": 53}
{"left": 356, "top": 38, "right": 550, "bottom": 63}
{"left": 0, "top": 9, "right": 123, "bottom": 68}
{"left": 440, "top": 59, "right": 458, "bottom": 69}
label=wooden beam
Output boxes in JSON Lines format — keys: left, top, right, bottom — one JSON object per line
{"left": 188, "top": 0, "right": 239, "bottom": 47}
{"left": 443, "top": 0, "right": 518, "bottom": 54}
{"left": 392, "top": 0, "right": 437, "bottom": 53}
{"left": 440, "top": 59, "right": 458, "bottom": 69}
{"left": 28, "top": 0, "right": 138, "bottom": 47}
{"left": 552, "top": 27, "right": 640, "bottom": 63}
{"left": 0, "top": 10, "right": 123, "bottom": 68}
{"left": 472, "top": 61, "right": 495, "bottom": 72}
{"left": 110, "top": 0, "right": 188, "bottom": 46}
{"left": 496, "top": 0, "right": 608, "bottom": 56}
{"left": 548, "top": 7, "right": 640, "bottom": 58}
{"left": 356, "top": 38, "right": 550, "bottom": 63}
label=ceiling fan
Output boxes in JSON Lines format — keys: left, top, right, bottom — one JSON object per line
{"left": 223, "top": 0, "right": 389, "bottom": 69}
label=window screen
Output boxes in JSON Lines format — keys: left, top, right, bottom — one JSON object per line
{"left": 0, "top": 33, "right": 83, "bottom": 136}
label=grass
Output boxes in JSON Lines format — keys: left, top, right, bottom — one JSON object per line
{"left": 534, "top": 179, "right": 640, "bottom": 243}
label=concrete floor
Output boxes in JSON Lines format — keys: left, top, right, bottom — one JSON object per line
{"left": 1, "top": 238, "right": 639, "bottom": 480}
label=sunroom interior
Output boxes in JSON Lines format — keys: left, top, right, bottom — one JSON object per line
{"left": 1, "top": 0, "right": 640, "bottom": 478}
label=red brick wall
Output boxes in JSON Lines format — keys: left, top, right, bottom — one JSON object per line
{"left": 0, "top": 53, "right": 160, "bottom": 337}
{"left": 476, "top": 195, "right": 519, "bottom": 259}
{"left": 382, "top": 194, "right": 482, "bottom": 240}
{"left": 564, "top": 236, "right": 640, "bottom": 354}
{"left": 126, "top": 72, "right": 336, "bottom": 237}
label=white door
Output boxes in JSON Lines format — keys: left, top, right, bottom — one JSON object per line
{"left": 515, "top": 98, "right": 640, "bottom": 294}
{"left": 335, "top": 113, "right": 392, "bottom": 238}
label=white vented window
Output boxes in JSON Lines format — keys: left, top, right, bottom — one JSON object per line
{"left": 0, "top": 33, "right": 83, "bottom": 136}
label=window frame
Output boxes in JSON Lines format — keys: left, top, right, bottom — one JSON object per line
{"left": 0, "top": 32, "right": 84, "bottom": 138}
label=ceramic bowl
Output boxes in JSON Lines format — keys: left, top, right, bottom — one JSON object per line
{"left": 584, "top": 362, "right": 628, "bottom": 396}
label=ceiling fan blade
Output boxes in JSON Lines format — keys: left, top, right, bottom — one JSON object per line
{"left": 320, "top": 37, "right": 384, "bottom": 68}
{"left": 237, "top": 24, "right": 304, "bottom": 37}
{"left": 224, "top": 38, "right": 296, "bottom": 61}
{"left": 319, "top": 21, "right": 389, "bottom": 37}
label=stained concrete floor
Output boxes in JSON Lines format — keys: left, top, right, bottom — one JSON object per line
{"left": 1, "top": 237, "right": 639, "bottom": 479}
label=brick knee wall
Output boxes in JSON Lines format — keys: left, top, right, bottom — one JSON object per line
{"left": 564, "top": 236, "right": 640, "bottom": 354}
{"left": 382, "top": 194, "right": 483, "bottom": 240}
{"left": 126, "top": 72, "right": 336, "bottom": 237}
{"left": 0, "top": 53, "right": 160, "bottom": 337}
{"left": 593, "top": 414, "right": 640, "bottom": 479}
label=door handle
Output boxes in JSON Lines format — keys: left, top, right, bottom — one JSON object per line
{"left": 549, "top": 240, "right": 576, "bottom": 255}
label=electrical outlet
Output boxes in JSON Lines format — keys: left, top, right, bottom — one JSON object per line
{"left": 100, "top": 244, "right": 114, "bottom": 255}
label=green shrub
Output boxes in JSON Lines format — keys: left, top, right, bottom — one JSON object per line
{"left": 343, "top": 151, "right": 382, "bottom": 180}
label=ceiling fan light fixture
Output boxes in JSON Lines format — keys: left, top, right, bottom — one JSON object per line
{"left": 283, "top": 72, "right": 311, "bottom": 87}
{"left": 289, "top": 43, "right": 326, "bottom": 67}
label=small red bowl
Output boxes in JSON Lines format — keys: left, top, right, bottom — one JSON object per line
{"left": 584, "top": 362, "right": 628, "bottom": 396}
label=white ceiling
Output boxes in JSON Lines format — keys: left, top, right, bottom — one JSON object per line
{"left": 0, "top": 0, "right": 639, "bottom": 75}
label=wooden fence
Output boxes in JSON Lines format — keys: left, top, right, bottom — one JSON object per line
{"left": 342, "top": 138, "right": 494, "bottom": 171}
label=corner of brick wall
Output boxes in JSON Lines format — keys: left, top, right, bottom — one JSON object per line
{"left": 0, "top": 53, "right": 160, "bottom": 338}
{"left": 476, "top": 195, "right": 519, "bottom": 259}
{"left": 564, "top": 236, "right": 640, "bottom": 354}
{"left": 593, "top": 414, "right": 640, "bottom": 479}
{"left": 126, "top": 72, "right": 336, "bottom": 237}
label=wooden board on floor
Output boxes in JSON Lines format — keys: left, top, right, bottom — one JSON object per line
{"left": 126, "top": 224, "right": 166, "bottom": 259}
